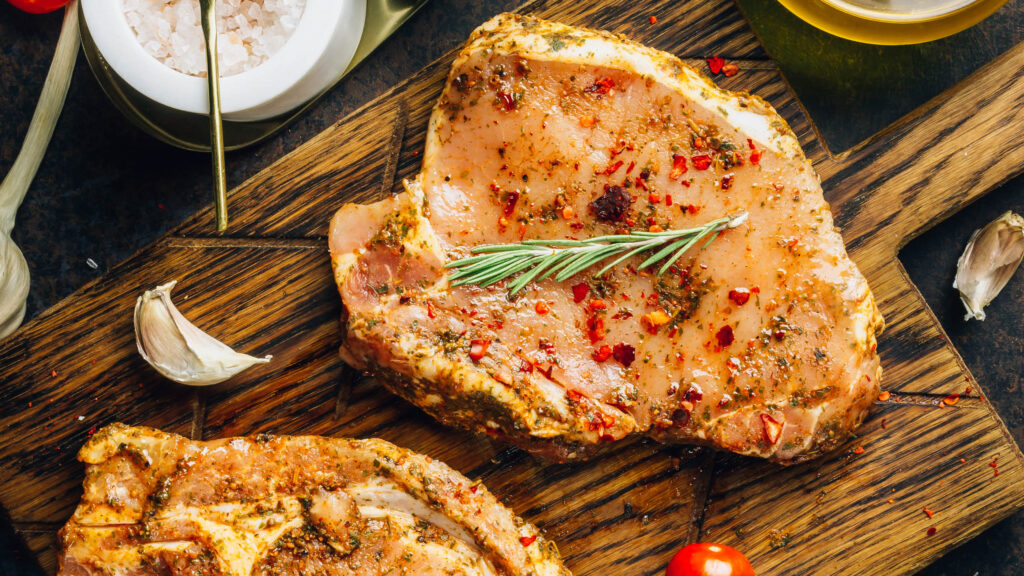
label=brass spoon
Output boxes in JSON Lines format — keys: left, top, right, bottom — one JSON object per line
{"left": 199, "top": 0, "right": 228, "bottom": 231}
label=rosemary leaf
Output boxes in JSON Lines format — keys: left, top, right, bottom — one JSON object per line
{"left": 444, "top": 211, "right": 747, "bottom": 294}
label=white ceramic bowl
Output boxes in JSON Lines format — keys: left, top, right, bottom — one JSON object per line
{"left": 81, "top": 0, "right": 366, "bottom": 121}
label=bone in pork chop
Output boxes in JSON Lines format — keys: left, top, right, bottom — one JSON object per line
{"left": 58, "top": 424, "right": 569, "bottom": 576}
{"left": 329, "top": 14, "right": 884, "bottom": 463}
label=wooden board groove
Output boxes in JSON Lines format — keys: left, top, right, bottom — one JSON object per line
{"left": 1, "top": 1, "right": 1023, "bottom": 575}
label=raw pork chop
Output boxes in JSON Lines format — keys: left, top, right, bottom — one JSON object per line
{"left": 329, "top": 14, "right": 883, "bottom": 463}
{"left": 58, "top": 424, "right": 569, "bottom": 576}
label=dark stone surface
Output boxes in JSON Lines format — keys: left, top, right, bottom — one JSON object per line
{"left": 0, "top": 1, "right": 1022, "bottom": 575}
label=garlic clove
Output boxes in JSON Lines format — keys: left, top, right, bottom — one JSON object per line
{"left": 953, "top": 211, "right": 1024, "bottom": 321}
{"left": 134, "top": 281, "right": 271, "bottom": 385}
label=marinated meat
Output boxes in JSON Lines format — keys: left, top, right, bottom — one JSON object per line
{"left": 329, "top": 14, "right": 883, "bottom": 463}
{"left": 58, "top": 424, "right": 569, "bottom": 576}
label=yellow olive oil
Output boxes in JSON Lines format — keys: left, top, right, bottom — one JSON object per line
{"left": 777, "top": 0, "right": 1009, "bottom": 44}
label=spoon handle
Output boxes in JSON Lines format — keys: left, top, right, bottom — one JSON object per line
{"left": 199, "top": 0, "right": 228, "bottom": 232}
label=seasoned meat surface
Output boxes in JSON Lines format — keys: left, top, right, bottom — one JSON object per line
{"left": 58, "top": 424, "right": 569, "bottom": 576}
{"left": 329, "top": 14, "right": 883, "bottom": 463}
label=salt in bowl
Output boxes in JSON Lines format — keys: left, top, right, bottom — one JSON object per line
{"left": 81, "top": 0, "right": 366, "bottom": 121}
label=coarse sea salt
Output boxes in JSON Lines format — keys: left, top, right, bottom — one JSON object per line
{"left": 122, "top": 0, "right": 306, "bottom": 77}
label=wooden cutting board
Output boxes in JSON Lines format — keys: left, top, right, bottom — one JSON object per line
{"left": 2, "top": 1, "right": 1023, "bottom": 574}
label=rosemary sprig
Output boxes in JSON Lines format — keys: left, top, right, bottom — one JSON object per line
{"left": 446, "top": 211, "right": 748, "bottom": 294}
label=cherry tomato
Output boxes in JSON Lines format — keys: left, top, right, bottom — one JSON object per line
{"left": 666, "top": 543, "right": 755, "bottom": 576}
{"left": 6, "top": 0, "right": 72, "bottom": 14}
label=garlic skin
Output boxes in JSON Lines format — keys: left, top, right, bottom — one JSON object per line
{"left": 134, "top": 281, "right": 271, "bottom": 385}
{"left": 953, "top": 211, "right": 1024, "bottom": 321}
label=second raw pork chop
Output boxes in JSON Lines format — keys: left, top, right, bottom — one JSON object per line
{"left": 329, "top": 14, "right": 884, "bottom": 463}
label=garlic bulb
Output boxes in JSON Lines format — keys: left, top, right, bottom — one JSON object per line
{"left": 134, "top": 281, "right": 271, "bottom": 385}
{"left": 0, "top": 237, "right": 29, "bottom": 340}
{"left": 0, "top": 4, "right": 79, "bottom": 340}
{"left": 953, "top": 211, "right": 1024, "bottom": 321}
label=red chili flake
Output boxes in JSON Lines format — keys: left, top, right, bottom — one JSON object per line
{"left": 503, "top": 190, "right": 520, "bottom": 216}
{"left": 926, "top": 527, "right": 937, "bottom": 536}
{"left": 572, "top": 283, "right": 590, "bottom": 303}
{"left": 634, "top": 176, "right": 649, "bottom": 191}
{"left": 721, "top": 174, "right": 734, "bottom": 191}
{"left": 648, "top": 15, "right": 657, "bottom": 24}
{"left": 715, "top": 325, "right": 735, "bottom": 347}
{"left": 520, "top": 359, "right": 534, "bottom": 373}
{"left": 519, "top": 535, "right": 537, "bottom": 547}
{"left": 589, "top": 299, "right": 607, "bottom": 311}
{"left": 599, "top": 160, "right": 624, "bottom": 176}
{"left": 469, "top": 339, "right": 490, "bottom": 362}
{"left": 665, "top": 194, "right": 673, "bottom": 206}
{"left": 536, "top": 363, "right": 555, "bottom": 379}
{"left": 721, "top": 63, "right": 739, "bottom": 77}
{"left": 535, "top": 301, "right": 549, "bottom": 315}
{"left": 761, "top": 413, "right": 783, "bottom": 445}
{"left": 853, "top": 446, "right": 865, "bottom": 455}
{"left": 923, "top": 508, "right": 934, "bottom": 519}
{"left": 670, "top": 154, "right": 688, "bottom": 179}
{"left": 943, "top": 394, "right": 959, "bottom": 406}
{"left": 683, "top": 384, "right": 703, "bottom": 403}
{"left": 497, "top": 91, "right": 516, "bottom": 111}
{"left": 728, "top": 288, "right": 751, "bottom": 305}
{"left": 878, "top": 390, "right": 891, "bottom": 402}
{"left": 50, "top": 370, "right": 58, "bottom": 378}
{"left": 584, "top": 77, "right": 615, "bottom": 96}
{"left": 587, "top": 316, "right": 606, "bottom": 343}
{"left": 691, "top": 154, "right": 712, "bottom": 170}
{"left": 592, "top": 345, "right": 613, "bottom": 362}
{"left": 682, "top": 204, "right": 700, "bottom": 215}
{"left": 706, "top": 56, "right": 725, "bottom": 75}
{"left": 747, "top": 139, "right": 762, "bottom": 165}
{"left": 612, "top": 343, "right": 636, "bottom": 368}
{"left": 648, "top": 192, "right": 661, "bottom": 204}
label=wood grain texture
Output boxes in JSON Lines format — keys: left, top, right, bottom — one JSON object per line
{"left": 1, "top": 0, "right": 1023, "bottom": 575}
